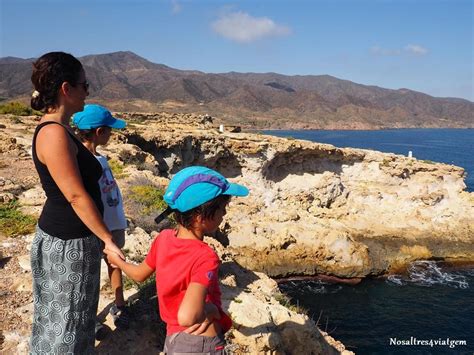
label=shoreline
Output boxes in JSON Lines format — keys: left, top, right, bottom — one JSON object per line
{"left": 244, "top": 127, "right": 474, "bottom": 132}
{"left": 275, "top": 261, "right": 474, "bottom": 286}
{"left": 1, "top": 112, "right": 472, "bottom": 354}
{"left": 275, "top": 274, "right": 363, "bottom": 285}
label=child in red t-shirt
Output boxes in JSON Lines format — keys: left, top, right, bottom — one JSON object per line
{"left": 105, "top": 166, "right": 248, "bottom": 354}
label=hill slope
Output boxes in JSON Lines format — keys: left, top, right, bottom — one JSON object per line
{"left": 0, "top": 51, "right": 472, "bottom": 129}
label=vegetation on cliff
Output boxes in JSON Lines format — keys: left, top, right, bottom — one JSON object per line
{"left": 0, "top": 102, "right": 41, "bottom": 116}
{"left": 0, "top": 200, "right": 36, "bottom": 237}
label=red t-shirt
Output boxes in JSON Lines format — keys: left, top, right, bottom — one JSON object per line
{"left": 145, "top": 229, "right": 232, "bottom": 335}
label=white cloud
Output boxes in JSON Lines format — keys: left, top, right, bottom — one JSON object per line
{"left": 211, "top": 11, "right": 291, "bottom": 43}
{"left": 405, "top": 44, "right": 428, "bottom": 56}
{"left": 171, "top": 0, "right": 181, "bottom": 14}
{"left": 370, "top": 44, "right": 428, "bottom": 57}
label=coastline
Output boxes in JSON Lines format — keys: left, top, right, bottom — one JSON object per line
{"left": 243, "top": 126, "right": 474, "bottom": 132}
{"left": 275, "top": 274, "right": 363, "bottom": 285}
{"left": 0, "top": 113, "right": 357, "bottom": 354}
{"left": 256, "top": 127, "right": 474, "bottom": 130}
{"left": 1, "top": 112, "right": 473, "bottom": 354}
{"left": 275, "top": 260, "right": 474, "bottom": 285}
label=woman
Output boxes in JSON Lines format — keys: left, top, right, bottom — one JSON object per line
{"left": 29, "top": 52, "right": 124, "bottom": 354}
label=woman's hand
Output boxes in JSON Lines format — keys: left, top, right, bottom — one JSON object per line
{"left": 104, "top": 240, "right": 125, "bottom": 262}
{"left": 184, "top": 302, "right": 221, "bottom": 335}
{"left": 103, "top": 248, "right": 123, "bottom": 268}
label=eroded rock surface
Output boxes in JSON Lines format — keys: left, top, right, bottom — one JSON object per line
{"left": 1, "top": 111, "right": 472, "bottom": 354}
{"left": 0, "top": 230, "right": 351, "bottom": 354}
{"left": 4, "top": 112, "right": 471, "bottom": 279}
{"left": 0, "top": 113, "right": 353, "bottom": 354}
{"left": 103, "top": 113, "right": 474, "bottom": 278}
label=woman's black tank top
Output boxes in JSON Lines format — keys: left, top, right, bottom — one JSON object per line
{"left": 32, "top": 121, "right": 104, "bottom": 240}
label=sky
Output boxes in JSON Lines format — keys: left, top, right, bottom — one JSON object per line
{"left": 1, "top": 0, "right": 473, "bottom": 101}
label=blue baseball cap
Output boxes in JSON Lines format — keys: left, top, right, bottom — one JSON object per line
{"left": 163, "top": 166, "right": 249, "bottom": 212}
{"left": 72, "top": 104, "right": 126, "bottom": 129}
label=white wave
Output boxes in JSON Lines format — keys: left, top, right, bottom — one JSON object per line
{"left": 304, "top": 280, "right": 329, "bottom": 294}
{"left": 388, "top": 261, "right": 470, "bottom": 289}
{"left": 329, "top": 285, "right": 343, "bottom": 293}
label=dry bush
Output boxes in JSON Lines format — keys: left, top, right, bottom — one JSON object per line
{"left": 123, "top": 176, "right": 173, "bottom": 232}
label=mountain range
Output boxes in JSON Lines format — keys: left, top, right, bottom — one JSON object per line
{"left": 1, "top": 51, "right": 472, "bottom": 129}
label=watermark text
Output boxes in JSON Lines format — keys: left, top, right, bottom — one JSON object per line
{"left": 389, "top": 337, "right": 467, "bottom": 349}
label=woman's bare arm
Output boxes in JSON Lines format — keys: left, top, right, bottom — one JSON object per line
{"left": 36, "top": 124, "right": 123, "bottom": 258}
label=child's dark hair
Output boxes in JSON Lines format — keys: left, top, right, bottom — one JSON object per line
{"left": 31, "top": 52, "right": 84, "bottom": 112}
{"left": 174, "top": 195, "right": 230, "bottom": 229}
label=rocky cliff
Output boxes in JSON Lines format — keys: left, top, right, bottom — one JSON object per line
{"left": 3, "top": 111, "right": 472, "bottom": 279}
{"left": 1, "top": 111, "right": 473, "bottom": 353}
{"left": 112, "top": 112, "right": 474, "bottom": 279}
{"left": 0, "top": 113, "right": 354, "bottom": 354}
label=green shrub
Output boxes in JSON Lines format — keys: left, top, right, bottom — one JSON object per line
{"left": 273, "top": 291, "right": 308, "bottom": 315}
{"left": 380, "top": 158, "right": 391, "bottom": 167}
{"left": 129, "top": 185, "right": 167, "bottom": 215}
{"left": 122, "top": 247, "right": 145, "bottom": 264}
{"left": 118, "top": 150, "right": 156, "bottom": 173}
{"left": 0, "top": 200, "right": 36, "bottom": 237}
{"left": 108, "top": 158, "right": 128, "bottom": 178}
{"left": 0, "top": 102, "right": 41, "bottom": 116}
{"left": 123, "top": 275, "right": 137, "bottom": 290}
{"left": 11, "top": 116, "right": 23, "bottom": 124}
{"left": 135, "top": 161, "right": 157, "bottom": 172}
{"left": 124, "top": 179, "right": 173, "bottom": 232}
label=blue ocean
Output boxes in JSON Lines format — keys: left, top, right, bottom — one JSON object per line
{"left": 263, "top": 129, "right": 474, "bottom": 354}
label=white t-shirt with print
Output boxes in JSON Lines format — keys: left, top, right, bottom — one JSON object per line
{"left": 95, "top": 155, "right": 127, "bottom": 231}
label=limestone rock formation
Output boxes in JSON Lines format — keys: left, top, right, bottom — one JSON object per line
{"left": 7, "top": 111, "right": 468, "bottom": 278}
{"left": 105, "top": 112, "right": 474, "bottom": 278}
{"left": 1, "top": 111, "right": 472, "bottom": 354}
{"left": 0, "top": 230, "right": 351, "bottom": 354}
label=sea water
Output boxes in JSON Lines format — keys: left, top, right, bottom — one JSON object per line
{"left": 263, "top": 129, "right": 474, "bottom": 354}
{"left": 279, "top": 263, "right": 474, "bottom": 354}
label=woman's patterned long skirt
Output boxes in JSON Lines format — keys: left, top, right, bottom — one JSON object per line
{"left": 29, "top": 226, "right": 102, "bottom": 354}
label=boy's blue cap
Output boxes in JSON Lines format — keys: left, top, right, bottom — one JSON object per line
{"left": 164, "top": 166, "right": 249, "bottom": 212}
{"left": 72, "top": 104, "right": 126, "bottom": 129}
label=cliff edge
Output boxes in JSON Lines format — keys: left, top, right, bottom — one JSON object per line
{"left": 0, "top": 113, "right": 355, "bottom": 354}
{"left": 115, "top": 112, "right": 474, "bottom": 279}
{"left": 1, "top": 111, "right": 472, "bottom": 353}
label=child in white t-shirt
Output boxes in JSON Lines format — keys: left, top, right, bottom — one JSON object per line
{"left": 73, "top": 104, "right": 129, "bottom": 330}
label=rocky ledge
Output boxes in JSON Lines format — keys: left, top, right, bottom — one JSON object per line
{"left": 1, "top": 111, "right": 473, "bottom": 353}
{"left": 2, "top": 112, "right": 472, "bottom": 279}
{"left": 1, "top": 231, "right": 350, "bottom": 354}
{"left": 0, "top": 113, "right": 354, "bottom": 354}
{"left": 114, "top": 112, "right": 474, "bottom": 279}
